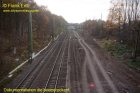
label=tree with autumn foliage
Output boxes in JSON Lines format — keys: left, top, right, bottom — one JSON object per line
{"left": 81, "top": 0, "right": 140, "bottom": 61}
{"left": 0, "top": 0, "right": 67, "bottom": 79}
{"left": 107, "top": 0, "right": 140, "bottom": 60}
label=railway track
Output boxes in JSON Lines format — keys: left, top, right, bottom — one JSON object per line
{"left": 11, "top": 32, "right": 68, "bottom": 93}
{"left": 5, "top": 30, "right": 140, "bottom": 93}
{"left": 74, "top": 31, "right": 120, "bottom": 93}
{"left": 69, "top": 32, "right": 83, "bottom": 93}
{"left": 43, "top": 38, "right": 67, "bottom": 93}
{"left": 28, "top": 33, "right": 68, "bottom": 89}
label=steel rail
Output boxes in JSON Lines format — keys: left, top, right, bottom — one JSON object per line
{"left": 12, "top": 32, "right": 66, "bottom": 93}
{"left": 43, "top": 32, "right": 68, "bottom": 93}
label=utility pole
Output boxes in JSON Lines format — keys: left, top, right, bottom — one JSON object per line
{"left": 0, "top": 1, "right": 2, "bottom": 29}
{"left": 28, "top": 12, "right": 33, "bottom": 63}
{"left": 100, "top": 13, "right": 103, "bottom": 38}
{"left": 52, "top": 15, "right": 55, "bottom": 40}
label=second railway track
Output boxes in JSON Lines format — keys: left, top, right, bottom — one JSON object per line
{"left": 11, "top": 31, "right": 69, "bottom": 93}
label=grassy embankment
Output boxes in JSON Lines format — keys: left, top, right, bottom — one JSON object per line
{"left": 98, "top": 39, "right": 140, "bottom": 71}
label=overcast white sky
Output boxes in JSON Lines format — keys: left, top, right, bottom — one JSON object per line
{"left": 34, "top": 0, "right": 111, "bottom": 23}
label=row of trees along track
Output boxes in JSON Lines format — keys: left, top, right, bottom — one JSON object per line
{"left": 81, "top": 0, "right": 140, "bottom": 61}
{"left": 0, "top": 0, "right": 67, "bottom": 80}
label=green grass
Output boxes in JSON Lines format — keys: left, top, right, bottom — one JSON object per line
{"left": 126, "top": 60, "right": 140, "bottom": 71}
{"left": 100, "top": 39, "right": 140, "bottom": 71}
{"left": 0, "top": 77, "right": 13, "bottom": 92}
{"left": 0, "top": 68, "right": 22, "bottom": 92}
{"left": 101, "top": 39, "right": 131, "bottom": 58}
